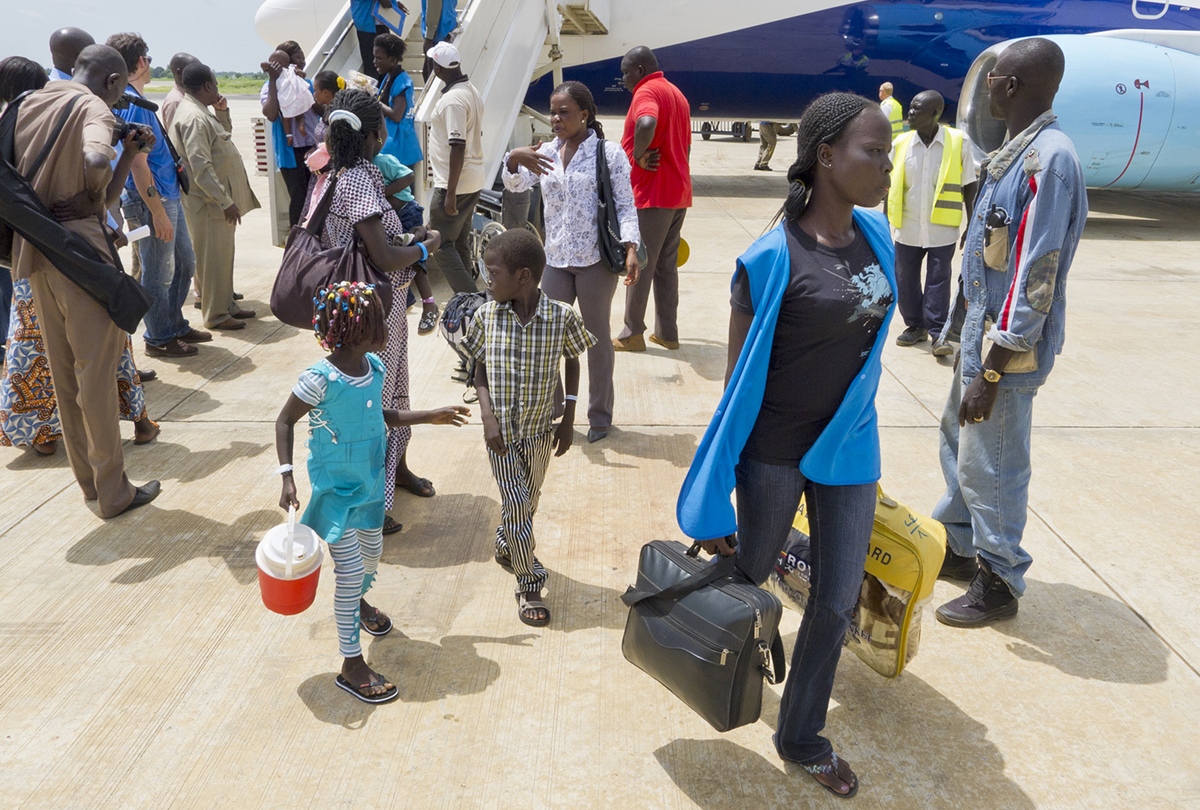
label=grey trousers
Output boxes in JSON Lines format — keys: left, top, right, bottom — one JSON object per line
{"left": 756, "top": 122, "right": 778, "bottom": 168}
{"left": 541, "top": 261, "right": 619, "bottom": 430}
{"left": 618, "top": 207, "right": 686, "bottom": 343}
{"left": 427, "top": 188, "right": 481, "bottom": 294}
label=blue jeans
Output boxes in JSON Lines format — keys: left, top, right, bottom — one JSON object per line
{"left": 122, "top": 195, "right": 194, "bottom": 346}
{"left": 0, "top": 264, "right": 12, "bottom": 364}
{"left": 932, "top": 370, "right": 1037, "bottom": 596}
{"left": 734, "top": 455, "right": 875, "bottom": 765}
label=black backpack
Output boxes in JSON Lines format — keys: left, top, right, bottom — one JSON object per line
{"left": 0, "top": 90, "right": 151, "bottom": 334}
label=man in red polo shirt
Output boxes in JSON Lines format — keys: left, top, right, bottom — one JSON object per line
{"left": 613, "top": 46, "right": 692, "bottom": 352}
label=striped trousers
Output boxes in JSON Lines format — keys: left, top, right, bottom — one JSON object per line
{"left": 326, "top": 527, "right": 384, "bottom": 657}
{"left": 487, "top": 431, "right": 554, "bottom": 594}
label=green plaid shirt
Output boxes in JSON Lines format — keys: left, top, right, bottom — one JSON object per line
{"left": 463, "top": 293, "right": 595, "bottom": 441}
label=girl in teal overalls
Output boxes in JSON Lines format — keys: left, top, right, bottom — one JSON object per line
{"left": 275, "top": 281, "right": 468, "bottom": 704}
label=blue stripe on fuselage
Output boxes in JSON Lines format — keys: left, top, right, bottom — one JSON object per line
{"left": 527, "top": 0, "right": 1200, "bottom": 120}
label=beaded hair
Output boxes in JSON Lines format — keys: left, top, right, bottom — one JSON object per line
{"left": 312, "top": 281, "right": 386, "bottom": 351}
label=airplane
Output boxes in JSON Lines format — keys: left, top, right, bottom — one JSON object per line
{"left": 250, "top": 0, "right": 1200, "bottom": 245}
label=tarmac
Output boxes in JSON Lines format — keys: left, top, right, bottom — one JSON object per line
{"left": 0, "top": 100, "right": 1197, "bottom": 809}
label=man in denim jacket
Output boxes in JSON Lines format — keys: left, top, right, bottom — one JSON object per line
{"left": 933, "top": 38, "right": 1087, "bottom": 627}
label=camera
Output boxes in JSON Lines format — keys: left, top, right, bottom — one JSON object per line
{"left": 112, "top": 120, "right": 155, "bottom": 153}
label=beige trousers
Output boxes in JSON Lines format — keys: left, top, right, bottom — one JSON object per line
{"left": 182, "top": 198, "right": 237, "bottom": 328}
{"left": 29, "top": 270, "right": 136, "bottom": 517}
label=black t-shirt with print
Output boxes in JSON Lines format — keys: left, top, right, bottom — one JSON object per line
{"left": 731, "top": 218, "right": 892, "bottom": 466}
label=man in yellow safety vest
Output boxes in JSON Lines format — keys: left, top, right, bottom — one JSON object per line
{"left": 886, "top": 90, "right": 977, "bottom": 355}
{"left": 879, "top": 82, "right": 904, "bottom": 139}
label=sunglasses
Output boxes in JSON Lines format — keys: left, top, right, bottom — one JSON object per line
{"left": 986, "top": 72, "right": 1022, "bottom": 89}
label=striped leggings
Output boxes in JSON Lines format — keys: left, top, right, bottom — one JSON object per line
{"left": 487, "top": 431, "right": 554, "bottom": 594}
{"left": 326, "top": 527, "right": 384, "bottom": 658}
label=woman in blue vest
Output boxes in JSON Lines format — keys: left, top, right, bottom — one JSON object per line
{"left": 677, "top": 93, "right": 896, "bottom": 799}
{"left": 373, "top": 33, "right": 423, "bottom": 172}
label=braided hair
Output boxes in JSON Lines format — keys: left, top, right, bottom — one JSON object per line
{"left": 0, "top": 56, "right": 48, "bottom": 104}
{"left": 313, "top": 281, "right": 387, "bottom": 351}
{"left": 327, "top": 88, "right": 384, "bottom": 171}
{"left": 782, "top": 92, "right": 875, "bottom": 221}
{"left": 551, "top": 80, "right": 604, "bottom": 139}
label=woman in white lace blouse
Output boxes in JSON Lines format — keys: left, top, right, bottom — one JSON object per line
{"left": 502, "top": 81, "right": 640, "bottom": 443}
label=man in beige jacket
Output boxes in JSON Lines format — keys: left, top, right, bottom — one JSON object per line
{"left": 169, "top": 63, "right": 259, "bottom": 330}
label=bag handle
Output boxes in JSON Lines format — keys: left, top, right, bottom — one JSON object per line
{"left": 621, "top": 541, "right": 739, "bottom": 607}
{"left": 24, "top": 94, "right": 83, "bottom": 183}
{"left": 305, "top": 173, "right": 338, "bottom": 236}
{"left": 761, "top": 634, "right": 786, "bottom": 684}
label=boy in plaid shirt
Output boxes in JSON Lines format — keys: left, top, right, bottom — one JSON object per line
{"left": 463, "top": 229, "right": 595, "bottom": 626}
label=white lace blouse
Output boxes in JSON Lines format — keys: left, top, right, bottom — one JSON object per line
{"left": 502, "top": 130, "right": 640, "bottom": 269}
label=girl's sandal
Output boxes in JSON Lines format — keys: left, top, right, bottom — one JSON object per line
{"left": 802, "top": 752, "right": 859, "bottom": 799}
{"left": 360, "top": 606, "right": 393, "bottom": 637}
{"left": 495, "top": 550, "right": 514, "bottom": 572}
{"left": 335, "top": 673, "right": 399, "bottom": 704}
{"left": 516, "top": 592, "right": 550, "bottom": 627}
{"left": 417, "top": 306, "right": 439, "bottom": 336}
{"left": 382, "top": 516, "right": 403, "bottom": 535}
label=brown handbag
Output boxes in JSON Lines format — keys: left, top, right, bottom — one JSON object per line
{"left": 269, "top": 174, "right": 394, "bottom": 330}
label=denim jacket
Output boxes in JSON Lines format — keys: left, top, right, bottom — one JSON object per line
{"left": 959, "top": 111, "right": 1087, "bottom": 389}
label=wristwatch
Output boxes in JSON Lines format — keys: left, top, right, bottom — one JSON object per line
{"left": 982, "top": 368, "right": 1003, "bottom": 384}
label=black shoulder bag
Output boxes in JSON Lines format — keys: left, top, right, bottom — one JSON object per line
{"left": 594, "top": 136, "right": 645, "bottom": 275}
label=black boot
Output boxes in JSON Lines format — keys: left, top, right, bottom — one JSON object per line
{"left": 938, "top": 547, "right": 979, "bottom": 582}
{"left": 935, "top": 559, "right": 1018, "bottom": 627}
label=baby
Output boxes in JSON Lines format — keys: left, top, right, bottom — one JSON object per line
{"left": 263, "top": 49, "right": 314, "bottom": 143}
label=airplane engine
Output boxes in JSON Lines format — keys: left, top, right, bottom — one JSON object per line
{"left": 958, "top": 34, "right": 1200, "bottom": 191}
{"left": 254, "top": 0, "right": 347, "bottom": 56}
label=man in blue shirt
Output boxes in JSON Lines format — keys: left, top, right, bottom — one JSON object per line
{"left": 48, "top": 27, "right": 94, "bottom": 81}
{"left": 933, "top": 38, "right": 1087, "bottom": 627}
{"left": 107, "top": 32, "right": 207, "bottom": 357}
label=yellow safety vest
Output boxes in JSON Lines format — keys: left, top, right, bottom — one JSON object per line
{"left": 881, "top": 97, "right": 904, "bottom": 139}
{"left": 887, "top": 127, "right": 965, "bottom": 230}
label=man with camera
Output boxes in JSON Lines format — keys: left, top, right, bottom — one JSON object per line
{"left": 9, "top": 44, "right": 162, "bottom": 516}
{"left": 108, "top": 32, "right": 207, "bottom": 358}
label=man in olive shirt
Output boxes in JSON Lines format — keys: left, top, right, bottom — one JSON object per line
{"left": 169, "top": 63, "right": 259, "bottom": 331}
{"left": 11, "top": 45, "right": 161, "bottom": 516}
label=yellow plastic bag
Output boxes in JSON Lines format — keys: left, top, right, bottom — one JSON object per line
{"left": 765, "top": 485, "right": 946, "bottom": 678}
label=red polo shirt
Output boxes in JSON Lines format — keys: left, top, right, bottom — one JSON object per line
{"left": 622, "top": 71, "right": 692, "bottom": 210}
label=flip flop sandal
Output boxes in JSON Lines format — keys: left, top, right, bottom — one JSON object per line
{"left": 417, "top": 307, "right": 439, "bottom": 336}
{"left": 495, "top": 551, "right": 514, "bottom": 572}
{"left": 360, "top": 610, "right": 393, "bottom": 636}
{"left": 801, "top": 752, "right": 859, "bottom": 799}
{"left": 335, "top": 674, "right": 399, "bottom": 704}
{"left": 516, "top": 592, "right": 550, "bottom": 627}
{"left": 382, "top": 516, "right": 403, "bottom": 535}
{"left": 398, "top": 476, "right": 435, "bottom": 498}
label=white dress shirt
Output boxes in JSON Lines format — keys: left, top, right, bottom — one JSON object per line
{"left": 891, "top": 126, "right": 978, "bottom": 248}
{"left": 502, "top": 130, "right": 640, "bottom": 269}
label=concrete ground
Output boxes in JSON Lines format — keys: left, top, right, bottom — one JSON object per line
{"left": 0, "top": 102, "right": 1197, "bottom": 809}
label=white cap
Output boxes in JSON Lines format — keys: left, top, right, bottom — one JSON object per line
{"left": 428, "top": 42, "right": 461, "bottom": 68}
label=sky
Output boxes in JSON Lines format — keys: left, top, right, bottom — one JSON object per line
{"left": 2, "top": 1, "right": 274, "bottom": 73}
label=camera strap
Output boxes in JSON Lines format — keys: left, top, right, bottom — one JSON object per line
{"left": 23, "top": 94, "right": 83, "bottom": 184}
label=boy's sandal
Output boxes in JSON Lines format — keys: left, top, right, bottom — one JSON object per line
{"left": 360, "top": 607, "right": 393, "bottom": 637}
{"left": 802, "top": 752, "right": 859, "bottom": 799}
{"left": 495, "top": 551, "right": 514, "bottom": 572}
{"left": 335, "top": 673, "right": 399, "bottom": 704}
{"left": 417, "top": 307, "right": 439, "bottom": 335}
{"left": 516, "top": 592, "right": 550, "bottom": 627}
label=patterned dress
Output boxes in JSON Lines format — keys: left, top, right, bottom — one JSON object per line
{"left": 0, "top": 280, "right": 149, "bottom": 448}
{"left": 321, "top": 160, "right": 417, "bottom": 511}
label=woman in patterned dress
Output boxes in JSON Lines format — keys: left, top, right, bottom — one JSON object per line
{"left": 319, "top": 89, "right": 441, "bottom": 533}
{"left": 0, "top": 280, "right": 159, "bottom": 454}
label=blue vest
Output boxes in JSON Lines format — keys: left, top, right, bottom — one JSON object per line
{"left": 676, "top": 208, "right": 897, "bottom": 541}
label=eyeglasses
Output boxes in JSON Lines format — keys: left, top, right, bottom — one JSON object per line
{"left": 986, "top": 72, "right": 1022, "bottom": 89}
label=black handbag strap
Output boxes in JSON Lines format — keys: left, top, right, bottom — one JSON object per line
{"left": 24, "top": 95, "right": 83, "bottom": 183}
{"left": 621, "top": 543, "right": 739, "bottom": 607}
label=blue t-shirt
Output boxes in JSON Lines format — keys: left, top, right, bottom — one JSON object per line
{"left": 378, "top": 71, "right": 423, "bottom": 166}
{"left": 351, "top": 0, "right": 378, "bottom": 32}
{"left": 115, "top": 85, "right": 179, "bottom": 200}
{"left": 372, "top": 154, "right": 416, "bottom": 202}
{"left": 422, "top": 0, "right": 458, "bottom": 40}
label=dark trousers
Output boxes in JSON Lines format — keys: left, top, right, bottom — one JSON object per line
{"left": 280, "top": 146, "right": 311, "bottom": 228}
{"left": 618, "top": 206, "right": 686, "bottom": 343}
{"left": 356, "top": 26, "right": 387, "bottom": 80}
{"left": 733, "top": 455, "right": 876, "bottom": 765}
{"left": 427, "top": 188, "right": 481, "bottom": 294}
{"left": 894, "top": 241, "right": 956, "bottom": 339}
